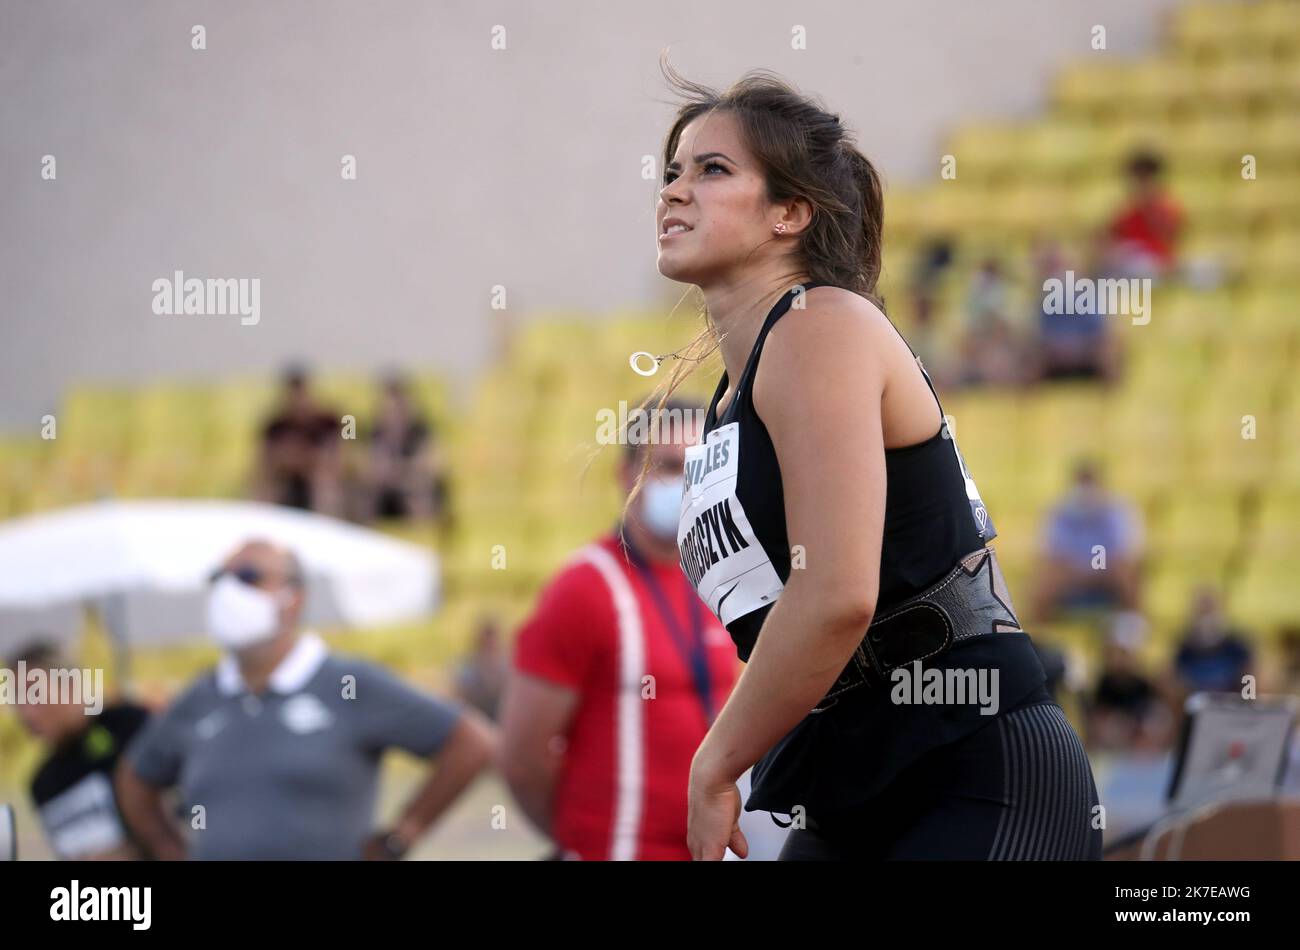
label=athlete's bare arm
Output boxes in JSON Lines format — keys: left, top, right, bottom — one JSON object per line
{"left": 688, "top": 287, "right": 891, "bottom": 859}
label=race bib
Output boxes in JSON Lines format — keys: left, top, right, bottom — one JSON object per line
{"left": 677, "top": 423, "right": 785, "bottom": 626}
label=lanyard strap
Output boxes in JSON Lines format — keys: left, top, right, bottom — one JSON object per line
{"left": 619, "top": 530, "right": 715, "bottom": 725}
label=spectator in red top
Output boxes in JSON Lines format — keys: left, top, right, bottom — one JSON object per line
{"left": 499, "top": 397, "right": 739, "bottom": 860}
{"left": 1101, "top": 149, "right": 1184, "bottom": 279}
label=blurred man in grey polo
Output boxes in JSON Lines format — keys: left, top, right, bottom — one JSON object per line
{"left": 116, "top": 539, "right": 496, "bottom": 860}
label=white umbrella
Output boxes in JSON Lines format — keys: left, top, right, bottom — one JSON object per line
{"left": 0, "top": 499, "right": 439, "bottom": 653}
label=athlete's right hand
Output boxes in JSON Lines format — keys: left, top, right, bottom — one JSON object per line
{"left": 687, "top": 769, "right": 749, "bottom": 861}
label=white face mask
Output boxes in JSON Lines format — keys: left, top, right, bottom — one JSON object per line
{"left": 205, "top": 574, "right": 286, "bottom": 650}
{"left": 640, "top": 474, "right": 684, "bottom": 541}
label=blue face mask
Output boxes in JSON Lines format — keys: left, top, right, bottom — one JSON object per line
{"left": 640, "top": 475, "right": 684, "bottom": 541}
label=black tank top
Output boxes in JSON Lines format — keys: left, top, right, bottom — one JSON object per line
{"left": 677, "top": 281, "right": 1048, "bottom": 814}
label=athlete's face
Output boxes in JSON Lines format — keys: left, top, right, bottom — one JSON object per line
{"left": 656, "top": 112, "right": 782, "bottom": 285}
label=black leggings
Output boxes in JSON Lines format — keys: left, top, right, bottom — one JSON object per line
{"left": 778, "top": 701, "right": 1103, "bottom": 860}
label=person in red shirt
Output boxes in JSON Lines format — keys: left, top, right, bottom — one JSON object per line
{"left": 1102, "top": 149, "right": 1184, "bottom": 279}
{"left": 500, "top": 397, "right": 738, "bottom": 860}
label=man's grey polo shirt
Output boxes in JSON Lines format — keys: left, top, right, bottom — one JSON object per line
{"left": 126, "top": 633, "right": 462, "bottom": 860}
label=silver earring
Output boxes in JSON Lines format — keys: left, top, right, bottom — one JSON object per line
{"left": 773, "top": 223, "right": 788, "bottom": 235}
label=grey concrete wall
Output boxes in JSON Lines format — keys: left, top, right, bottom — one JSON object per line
{"left": 1, "top": 0, "right": 1186, "bottom": 430}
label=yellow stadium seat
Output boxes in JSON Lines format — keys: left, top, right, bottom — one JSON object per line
{"left": 1226, "top": 560, "right": 1299, "bottom": 634}
{"left": 1107, "top": 443, "right": 1192, "bottom": 502}
{"left": 1018, "top": 388, "right": 1113, "bottom": 462}
{"left": 1094, "top": 115, "right": 1176, "bottom": 165}
{"left": 943, "top": 123, "right": 1026, "bottom": 181}
{"left": 1250, "top": 231, "right": 1300, "bottom": 285}
{"left": 1122, "top": 56, "right": 1201, "bottom": 114}
{"left": 994, "top": 181, "right": 1072, "bottom": 236}
{"left": 1274, "top": 53, "right": 1300, "bottom": 105}
{"left": 55, "top": 387, "right": 134, "bottom": 461}
{"left": 1212, "top": 335, "right": 1292, "bottom": 390}
{"left": 1145, "top": 556, "right": 1229, "bottom": 628}
{"left": 909, "top": 185, "right": 990, "bottom": 236}
{"left": 1173, "top": 114, "right": 1255, "bottom": 168}
{"left": 1063, "top": 178, "right": 1126, "bottom": 232}
{"left": 1237, "top": 176, "right": 1300, "bottom": 228}
{"left": 1250, "top": 490, "right": 1300, "bottom": 558}
{"left": 1150, "top": 488, "right": 1245, "bottom": 558}
{"left": 1201, "top": 58, "right": 1280, "bottom": 105}
{"left": 130, "top": 383, "right": 212, "bottom": 460}
{"left": 206, "top": 379, "right": 276, "bottom": 471}
{"left": 117, "top": 454, "right": 205, "bottom": 499}
{"left": 1168, "top": 174, "right": 1240, "bottom": 230}
{"left": 1053, "top": 61, "right": 1128, "bottom": 115}
{"left": 884, "top": 188, "right": 925, "bottom": 240}
{"left": 0, "top": 439, "right": 52, "bottom": 511}
{"left": 1256, "top": 1, "right": 1300, "bottom": 60}
{"left": 1123, "top": 337, "right": 1206, "bottom": 398}
{"left": 404, "top": 374, "right": 453, "bottom": 424}
{"left": 1146, "top": 285, "right": 1230, "bottom": 344}
{"left": 1018, "top": 119, "right": 1096, "bottom": 179}
{"left": 1172, "top": 2, "right": 1272, "bottom": 59}
{"left": 1184, "top": 400, "right": 1277, "bottom": 489}
{"left": 983, "top": 495, "right": 1047, "bottom": 571}
{"left": 1236, "top": 286, "right": 1299, "bottom": 340}
{"left": 1051, "top": 60, "right": 1098, "bottom": 113}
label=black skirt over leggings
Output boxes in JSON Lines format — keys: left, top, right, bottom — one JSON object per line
{"left": 778, "top": 699, "right": 1103, "bottom": 860}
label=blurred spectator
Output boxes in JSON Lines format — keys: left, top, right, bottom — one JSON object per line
{"left": 362, "top": 374, "right": 449, "bottom": 529}
{"left": 1099, "top": 149, "right": 1184, "bottom": 280}
{"left": 1172, "top": 586, "right": 1254, "bottom": 696}
{"left": 1032, "top": 239, "right": 1119, "bottom": 382}
{"left": 499, "top": 397, "right": 739, "bottom": 860}
{"left": 911, "top": 237, "right": 955, "bottom": 303}
{"left": 906, "top": 293, "right": 946, "bottom": 383}
{"left": 1280, "top": 625, "right": 1300, "bottom": 697}
{"left": 903, "top": 238, "right": 957, "bottom": 388}
{"left": 1283, "top": 627, "right": 1300, "bottom": 792}
{"left": 8, "top": 640, "right": 149, "bottom": 860}
{"left": 454, "top": 615, "right": 508, "bottom": 722}
{"left": 253, "top": 365, "right": 344, "bottom": 516}
{"left": 957, "top": 257, "right": 1026, "bottom": 387}
{"left": 1032, "top": 459, "right": 1142, "bottom": 621}
{"left": 1085, "top": 613, "right": 1172, "bottom": 753}
{"left": 116, "top": 539, "right": 495, "bottom": 860}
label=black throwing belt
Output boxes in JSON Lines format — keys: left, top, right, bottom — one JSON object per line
{"left": 813, "top": 546, "right": 1023, "bottom": 712}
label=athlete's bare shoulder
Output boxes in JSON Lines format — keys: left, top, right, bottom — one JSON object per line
{"left": 754, "top": 283, "right": 936, "bottom": 443}
{"left": 753, "top": 284, "right": 889, "bottom": 411}
{"left": 762, "top": 283, "right": 895, "bottom": 369}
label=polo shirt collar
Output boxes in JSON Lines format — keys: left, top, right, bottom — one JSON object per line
{"left": 216, "top": 632, "right": 328, "bottom": 696}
